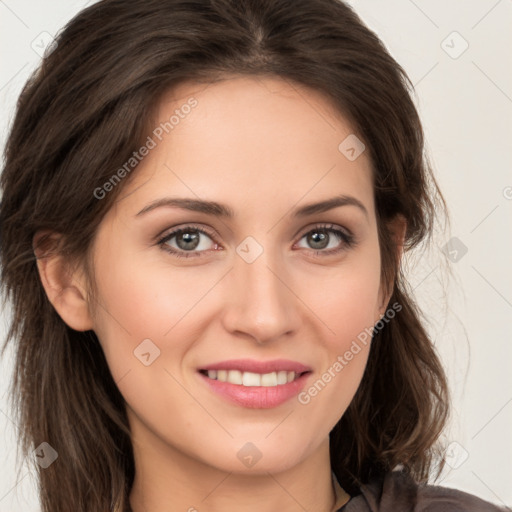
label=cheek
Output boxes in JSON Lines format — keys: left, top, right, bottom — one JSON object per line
{"left": 307, "top": 247, "right": 382, "bottom": 346}
{"left": 89, "top": 236, "right": 223, "bottom": 381}
{"left": 293, "top": 246, "right": 381, "bottom": 413}
{"left": 88, "top": 255, "right": 205, "bottom": 431}
{"left": 88, "top": 239, "right": 170, "bottom": 366}
{"left": 297, "top": 286, "right": 377, "bottom": 431}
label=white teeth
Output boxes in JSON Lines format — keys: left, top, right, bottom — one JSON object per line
{"left": 277, "top": 371, "right": 288, "bottom": 385}
{"left": 227, "top": 370, "right": 243, "bottom": 385}
{"left": 207, "top": 370, "right": 299, "bottom": 386}
{"left": 242, "top": 371, "right": 261, "bottom": 386}
{"left": 261, "top": 372, "right": 277, "bottom": 386}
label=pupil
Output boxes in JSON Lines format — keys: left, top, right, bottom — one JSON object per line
{"left": 177, "top": 231, "right": 200, "bottom": 250}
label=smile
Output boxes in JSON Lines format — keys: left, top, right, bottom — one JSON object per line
{"left": 197, "top": 359, "right": 312, "bottom": 408}
{"left": 199, "top": 369, "right": 304, "bottom": 387}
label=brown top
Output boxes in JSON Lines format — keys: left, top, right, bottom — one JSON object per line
{"left": 333, "top": 470, "right": 511, "bottom": 511}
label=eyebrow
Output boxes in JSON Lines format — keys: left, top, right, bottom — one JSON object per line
{"left": 135, "top": 194, "right": 368, "bottom": 220}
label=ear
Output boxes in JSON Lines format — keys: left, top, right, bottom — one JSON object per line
{"left": 389, "top": 213, "right": 407, "bottom": 267}
{"left": 376, "top": 214, "right": 407, "bottom": 319}
{"left": 33, "top": 230, "right": 94, "bottom": 332}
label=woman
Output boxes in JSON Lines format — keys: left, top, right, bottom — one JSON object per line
{"left": 0, "top": 0, "right": 508, "bottom": 511}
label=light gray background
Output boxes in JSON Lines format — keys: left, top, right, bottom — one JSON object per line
{"left": 1, "top": 0, "right": 511, "bottom": 510}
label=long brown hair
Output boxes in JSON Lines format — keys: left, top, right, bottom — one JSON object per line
{"left": 0, "top": 0, "right": 449, "bottom": 510}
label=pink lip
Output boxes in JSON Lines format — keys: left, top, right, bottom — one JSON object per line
{"left": 198, "top": 359, "right": 312, "bottom": 409}
{"left": 198, "top": 371, "right": 311, "bottom": 409}
{"left": 199, "top": 358, "right": 312, "bottom": 374}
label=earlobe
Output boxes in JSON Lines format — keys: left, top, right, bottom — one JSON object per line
{"left": 33, "top": 231, "right": 94, "bottom": 332}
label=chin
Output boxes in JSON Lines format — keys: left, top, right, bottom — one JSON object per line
{"left": 206, "top": 437, "right": 310, "bottom": 475}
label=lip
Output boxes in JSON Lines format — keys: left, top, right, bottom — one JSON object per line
{"left": 197, "top": 359, "right": 312, "bottom": 409}
{"left": 198, "top": 371, "right": 311, "bottom": 409}
{"left": 199, "top": 358, "right": 312, "bottom": 374}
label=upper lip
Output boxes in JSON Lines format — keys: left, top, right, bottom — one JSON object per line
{"left": 199, "top": 359, "right": 312, "bottom": 374}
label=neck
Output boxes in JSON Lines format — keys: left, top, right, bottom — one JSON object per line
{"left": 129, "top": 432, "right": 341, "bottom": 512}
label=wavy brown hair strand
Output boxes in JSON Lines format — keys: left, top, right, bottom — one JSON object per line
{"left": 1, "top": 0, "right": 449, "bottom": 510}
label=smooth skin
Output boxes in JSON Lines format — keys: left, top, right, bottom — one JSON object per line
{"left": 35, "top": 75, "right": 406, "bottom": 512}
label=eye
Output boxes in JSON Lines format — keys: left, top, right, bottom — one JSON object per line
{"left": 156, "top": 222, "right": 356, "bottom": 259}
{"left": 157, "top": 225, "right": 220, "bottom": 258}
{"left": 294, "top": 223, "right": 355, "bottom": 256}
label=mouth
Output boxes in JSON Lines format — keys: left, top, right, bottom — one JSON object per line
{"left": 197, "top": 359, "right": 313, "bottom": 409}
{"left": 198, "top": 369, "right": 309, "bottom": 387}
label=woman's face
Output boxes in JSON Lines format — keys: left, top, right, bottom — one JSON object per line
{"left": 87, "top": 75, "right": 390, "bottom": 475}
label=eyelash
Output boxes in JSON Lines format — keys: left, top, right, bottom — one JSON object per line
{"left": 156, "top": 223, "right": 356, "bottom": 259}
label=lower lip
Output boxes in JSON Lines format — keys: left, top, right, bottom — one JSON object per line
{"left": 198, "top": 372, "right": 310, "bottom": 409}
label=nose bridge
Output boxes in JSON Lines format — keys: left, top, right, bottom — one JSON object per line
{"left": 221, "top": 237, "right": 300, "bottom": 343}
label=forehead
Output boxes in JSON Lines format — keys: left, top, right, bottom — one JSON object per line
{"left": 113, "top": 75, "right": 375, "bottom": 222}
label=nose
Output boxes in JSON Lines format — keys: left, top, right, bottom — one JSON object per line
{"left": 220, "top": 243, "right": 302, "bottom": 345}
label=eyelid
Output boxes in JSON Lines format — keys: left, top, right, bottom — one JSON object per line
{"left": 295, "top": 222, "right": 353, "bottom": 240}
{"left": 156, "top": 223, "right": 220, "bottom": 243}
